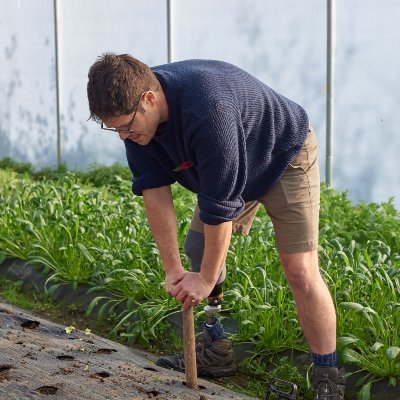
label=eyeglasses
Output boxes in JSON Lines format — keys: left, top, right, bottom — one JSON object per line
{"left": 100, "top": 92, "right": 146, "bottom": 133}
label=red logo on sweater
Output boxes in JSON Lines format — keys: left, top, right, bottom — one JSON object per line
{"left": 173, "top": 161, "right": 193, "bottom": 172}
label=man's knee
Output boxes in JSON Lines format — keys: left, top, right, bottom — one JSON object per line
{"left": 280, "top": 250, "right": 320, "bottom": 293}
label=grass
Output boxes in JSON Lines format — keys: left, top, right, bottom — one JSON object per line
{"left": 0, "top": 278, "right": 56, "bottom": 311}
{"left": 0, "top": 277, "right": 117, "bottom": 338}
{"left": 0, "top": 159, "right": 399, "bottom": 399}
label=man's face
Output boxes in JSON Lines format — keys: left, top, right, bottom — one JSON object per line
{"left": 103, "top": 111, "right": 157, "bottom": 145}
{"left": 101, "top": 92, "right": 160, "bottom": 146}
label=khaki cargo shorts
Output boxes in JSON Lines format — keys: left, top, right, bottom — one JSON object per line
{"left": 190, "top": 127, "right": 320, "bottom": 254}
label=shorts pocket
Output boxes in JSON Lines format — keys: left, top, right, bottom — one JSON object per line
{"left": 288, "top": 128, "right": 318, "bottom": 173}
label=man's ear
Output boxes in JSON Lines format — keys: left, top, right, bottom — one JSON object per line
{"left": 143, "top": 91, "right": 156, "bottom": 105}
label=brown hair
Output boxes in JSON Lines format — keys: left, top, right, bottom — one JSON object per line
{"left": 87, "top": 53, "right": 160, "bottom": 122}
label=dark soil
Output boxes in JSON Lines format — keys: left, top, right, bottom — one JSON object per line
{"left": 1, "top": 259, "right": 400, "bottom": 399}
{"left": 0, "top": 301, "right": 257, "bottom": 400}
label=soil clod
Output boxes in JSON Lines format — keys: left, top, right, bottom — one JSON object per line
{"left": 36, "top": 385, "right": 58, "bottom": 395}
{"left": 0, "top": 364, "right": 13, "bottom": 382}
{"left": 0, "top": 365, "right": 13, "bottom": 373}
{"left": 57, "top": 355, "right": 75, "bottom": 361}
{"left": 91, "top": 371, "right": 111, "bottom": 379}
{"left": 144, "top": 366, "right": 158, "bottom": 372}
{"left": 96, "top": 348, "right": 117, "bottom": 355}
{"left": 21, "top": 319, "right": 40, "bottom": 329}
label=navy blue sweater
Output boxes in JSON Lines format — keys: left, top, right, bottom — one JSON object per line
{"left": 125, "top": 60, "right": 309, "bottom": 225}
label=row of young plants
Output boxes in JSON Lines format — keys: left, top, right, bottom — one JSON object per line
{"left": 0, "top": 163, "right": 399, "bottom": 399}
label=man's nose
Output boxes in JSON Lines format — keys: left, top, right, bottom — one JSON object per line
{"left": 119, "top": 131, "right": 130, "bottom": 140}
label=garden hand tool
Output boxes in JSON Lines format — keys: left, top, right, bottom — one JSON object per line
{"left": 183, "top": 305, "right": 198, "bottom": 389}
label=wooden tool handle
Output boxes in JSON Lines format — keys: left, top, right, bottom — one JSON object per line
{"left": 182, "top": 306, "right": 198, "bottom": 389}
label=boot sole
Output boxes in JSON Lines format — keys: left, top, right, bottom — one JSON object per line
{"left": 198, "top": 364, "right": 237, "bottom": 378}
{"left": 156, "top": 360, "right": 237, "bottom": 378}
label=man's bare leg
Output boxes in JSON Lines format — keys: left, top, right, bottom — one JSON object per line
{"left": 279, "top": 249, "right": 336, "bottom": 354}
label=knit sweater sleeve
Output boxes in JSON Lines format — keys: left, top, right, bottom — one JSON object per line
{"left": 190, "top": 102, "right": 246, "bottom": 225}
{"left": 124, "top": 140, "right": 176, "bottom": 195}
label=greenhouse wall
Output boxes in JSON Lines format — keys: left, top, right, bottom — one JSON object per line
{"left": 0, "top": 0, "right": 399, "bottom": 208}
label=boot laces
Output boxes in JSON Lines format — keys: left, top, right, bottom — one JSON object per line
{"left": 315, "top": 375, "right": 342, "bottom": 399}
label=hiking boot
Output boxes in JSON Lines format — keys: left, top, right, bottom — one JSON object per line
{"left": 156, "top": 329, "right": 237, "bottom": 378}
{"left": 311, "top": 365, "right": 346, "bottom": 400}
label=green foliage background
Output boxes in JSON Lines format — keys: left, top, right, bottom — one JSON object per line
{"left": 0, "top": 160, "right": 399, "bottom": 399}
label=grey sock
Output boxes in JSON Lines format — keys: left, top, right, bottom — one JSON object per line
{"left": 184, "top": 229, "right": 226, "bottom": 284}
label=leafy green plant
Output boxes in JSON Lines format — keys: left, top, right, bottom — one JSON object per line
{"left": 1, "top": 163, "right": 400, "bottom": 399}
{"left": 320, "top": 185, "right": 400, "bottom": 250}
{"left": 338, "top": 302, "right": 400, "bottom": 398}
{"left": 0, "top": 157, "right": 34, "bottom": 175}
